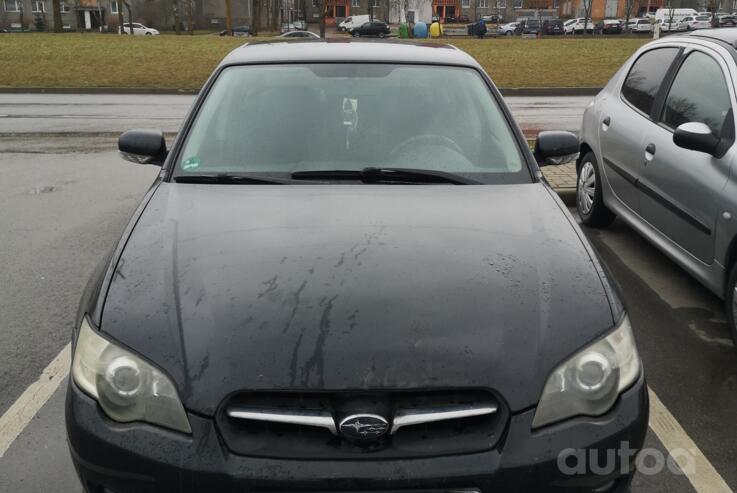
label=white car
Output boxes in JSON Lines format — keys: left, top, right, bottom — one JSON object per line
{"left": 684, "top": 15, "right": 712, "bottom": 29}
{"left": 564, "top": 17, "right": 594, "bottom": 34}
{"left": 630, "top": 18, "right": 653, "bottom": 33}
{"left": 497, "top": 21, "right": 520, "bottom": 35}
{"left": 119, "top": 22, "right": 159, "bottom": 35}
{"left": 655, "top": 17, "right": 687, "bottom": 31}
{"left": 338, "top": 14, "right": 372, "bottom": 32}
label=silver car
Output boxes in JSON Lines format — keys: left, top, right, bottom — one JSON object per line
{"left": 578, "top": 29, "right": 737, "bottom": 345}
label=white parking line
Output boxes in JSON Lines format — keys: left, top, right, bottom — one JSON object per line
{"left": 0, "top": 343, "right": 70, "bottom": 458}
{"left": 0, "top": 345, "right": 732, "bottom": 493}
{"left": 648, "top": 388, "right": 733, "bottom": 492}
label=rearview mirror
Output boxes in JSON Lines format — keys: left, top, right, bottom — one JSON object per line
{"left": 534, "top": 131, "right": 579, "bottom": 166}
{"left": 118, "top": 129, "right": 167, "bottom": 166}
{"left": 673, "top": 122, "right": 719, "bottom": 155}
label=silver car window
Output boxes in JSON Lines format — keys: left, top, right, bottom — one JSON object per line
{"left": 621, "top": 47, "right": 679, "bottom": 116}
{"left": 661, "top": 51, "right": 732, "bottom": 138}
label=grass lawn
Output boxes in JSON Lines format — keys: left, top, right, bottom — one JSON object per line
{"left": 0, "top": 33, "right": 647, "bottom": 90}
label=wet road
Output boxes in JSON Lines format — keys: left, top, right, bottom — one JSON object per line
{"left": 0, "top": 93, "right": 734, "bottom": 492}
{"left": 0, "top": 93, "right": 592, "bottom": 138}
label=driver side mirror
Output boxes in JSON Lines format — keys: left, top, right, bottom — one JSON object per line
{"left": 534, "top": 131, "right": 580, "bottom": 166}
{"left": 673, "top": 122, "right": 719, "bottom": 155}
{"left": 118, "top": 129, "right": 167, "bottom": 166}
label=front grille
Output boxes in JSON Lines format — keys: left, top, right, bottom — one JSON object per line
{"left": 215, "top": 390, "right": 509, "bottom": 459}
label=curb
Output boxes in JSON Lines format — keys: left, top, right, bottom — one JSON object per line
{"left": 0, "top": 86, "right": 602, "bottom": 97}
{"left": 555, "top": 187, "right": 577, "bottom": 206}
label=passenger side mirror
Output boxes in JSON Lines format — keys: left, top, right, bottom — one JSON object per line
{"left": 673, "top": 122, "right": 719, "bottom": 155}
{"left": 118, "top": 129, "right": 167, "bottom": 166}
{"left": 534, "top": 131, "right": 580, "bottom": 166}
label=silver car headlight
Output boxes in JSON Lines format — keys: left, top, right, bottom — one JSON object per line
{"left": 71, "top": 317, "right": 191, "bottom": 434}
{"left": 532, "top": 315, "right": 641, "bottom": 429}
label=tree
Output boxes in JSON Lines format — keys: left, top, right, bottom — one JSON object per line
{"left": 665, "top": 5, "right": 675, "bottom": 32}
{"left": 118, "top": 0, "right": 124, "bottom": 33}
{"left": 706, "top": 0, "right": 721, "bottom": 26}
{"left": 51, "top": 0, "right": 62, "bottom": 32}
{"left": 581, "top": 0, "right": 593, "bottom": 35}
{"left": 125, "top": 1, "right": 133, "bottom": 34}
{"left": 319, "top": 0, "right": 329, "bottom": 38}
{"left": 225, "top": 0, "right": 233, "bottom": 34}
{"left": 174, "top": 0, "right": 181, "bottom": 34}
{"left": 623, "top": 0, "right": 634, "bottom": 35}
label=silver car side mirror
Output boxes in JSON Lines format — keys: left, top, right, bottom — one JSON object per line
{"left": 673, "top": 122, "right": 719, "bottom": 155}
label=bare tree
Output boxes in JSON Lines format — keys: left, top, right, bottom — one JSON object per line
{"left": 623, "top": 0, "right": 634, "bottom": 34}
{"left": 174, "top": 0, "right": 181, "bottom": 34}
{"left": 51, "top": 0, "right": 62, "bottom": 32}
{"left": 706, "top": 0, "right": 721, "bottom": 26}
{"left": 665, "top": 4, "right": 675, "bottom": 31}
{"left": 581, "top": 0, "right": 592, "bottom": 35}
{"left": 185, "top": 0, "right": 193, "bottom": 33}
{"left": 252, "top": 0, "right": 262, "bottom": 35}
{"left": 118, "top": 0, "right": 124, "bottom": 33}
{"left": 225, "top": 0, "right": 233, "bottom": 34}
{"left": 125, "top": 1, "right": 133, "bottom": 34}
{"left": 319, "top": 0, "right": 329, "bottom": 37}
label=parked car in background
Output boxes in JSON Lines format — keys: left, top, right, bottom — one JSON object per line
{"left": 631, "top": 18, "right": 653, "bottom": 33}
{"left": 338, "top": 15, "right": 372, "bottom": 32}
{"left": 655, "top": 17, "right": 687, "bottom": 31}
{"left": 654, "top": 7, "right": 698, "bottom": 25}
{"left": 119, "top": 22, "right": 159, "bottom": 35}
{"left": 351, "top": 21, "right": 391, "bottom": 37}
{"left": 595, "top": 19, "right": 623, "bottom": 34}
{"left": 565, "top": 17, "right": 595, "bottom": 34}
{"left": 542, "top": 19, "right": 565, "bottom": 34}
{"left": 280, "top": 20, "right": 308, "bottom": 33}
{"left": 578, "top": 29, "right": 737, "bottom": 346}
{"left": 480, "top": 14, "right": 500, "bottom": 23}
{"left": 278, "top": 30, "right": 320, "bottom": 38}
{"left": 685, "top": 15, "right": 712, "bottom": 29}
{"left": 220, "top": 25, "right": 253, "bottom": 36}
{"left": 448, "top": 14, "right": 470, "bottom": 23}
{"left": 522, "top": 19, "right": 540, "bottom": 36}
{"left": 67, "top": 40, "right": 648, "bottom": 493}
{"left": 497, "top": 21, "right": 521, "bottom": 35}
{"left": 719, "top": 14, "right": 737, "bottom": 26}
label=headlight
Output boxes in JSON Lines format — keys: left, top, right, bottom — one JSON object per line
{"left": 71, "top": 317, "right": 191, "bottom": 434}
{"left": 532, "top": 315, "right": 640, "bottom": 429}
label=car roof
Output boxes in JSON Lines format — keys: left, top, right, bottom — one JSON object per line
{"left": 219, "top": 40, "right": 479, "bottom": 68}
{"left": 688, "top": 28, "right": 737, "bottom": 48}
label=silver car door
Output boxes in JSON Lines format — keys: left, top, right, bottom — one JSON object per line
{"left": 600, "top": 47, "right": 681, "bottom": 213}
{"left": 639, "top": 47, "right": 735, "bottom": 264}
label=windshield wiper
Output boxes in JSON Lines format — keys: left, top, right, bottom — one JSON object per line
{"left": 290, "top": 167, "right": 480, "bottom": 185}
{"left": 174, "top": 173, "right": 287, "bottom": 185}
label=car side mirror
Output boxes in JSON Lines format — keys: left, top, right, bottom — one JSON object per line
{"left": 673, "top": 122, "right": 719, "bottom": 155}
{"left": 534, "top": 131, "right": 580, "bottom": 166}
{"left": 118, "top": 129, "right": 167, "bottom": 166}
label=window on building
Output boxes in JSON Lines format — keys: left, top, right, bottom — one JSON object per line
{"left": 110, "top": 0, "right": 118, "bottom": 14}
{"left": 461, "top": 0, "right": 470, "bottom": 7}
{"left": 4, "top": 0, "right": 20, "bottom": 11}
{"left": 552, "top": 0, "right": 559, "bottom": 7}
{"left": 513, "top": 0, "right": 523, "bottom": 8}
{"left": 479, "top": 0, "right": 489, "bottom": 7}
{"left": 351, "top": 0, "right": 359, "bottom": 6}
{"left": 32, "top": 0, "right": 45, "bottom": 12}
{"left": 371, "top": 0, "right": 379, "bottom": 6}
{"left": 60, "top": 1, "right": 70, "bottom": 12}
{"left": 312, "top": 0, "right": 318, "bottom": 7}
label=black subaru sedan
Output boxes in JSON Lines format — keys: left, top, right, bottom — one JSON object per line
{"left": 66, "top": 40, "right": 647, "bottom": 493}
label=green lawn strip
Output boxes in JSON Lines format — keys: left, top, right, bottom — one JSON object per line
{"left": 0, "top": 34, "right": 646, "bottom": 90}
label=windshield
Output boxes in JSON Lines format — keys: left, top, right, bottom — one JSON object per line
{"left": 174, "top": 64, "right": 527, "bottom": 184}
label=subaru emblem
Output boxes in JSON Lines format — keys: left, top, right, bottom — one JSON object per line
{"left": 338, "top": 414, "right": 389, "bottom": 440}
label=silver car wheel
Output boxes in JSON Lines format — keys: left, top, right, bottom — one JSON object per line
{"left": 577, "top": 161, "right": 596, "bottom": 215}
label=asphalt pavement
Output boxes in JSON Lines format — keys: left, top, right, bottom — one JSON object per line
{"left": 0, "top": 93, "right": 735, "bottom": 492}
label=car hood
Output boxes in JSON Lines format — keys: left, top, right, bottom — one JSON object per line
{"left": 101, "top": 183, "right": 617, "bottom": 415}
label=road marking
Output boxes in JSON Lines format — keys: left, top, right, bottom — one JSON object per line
{"left": 0, "top": 343, "right": 71, "bottom": 458}
{"left": 648, "top": 387, "right": 733, "bottom": 492}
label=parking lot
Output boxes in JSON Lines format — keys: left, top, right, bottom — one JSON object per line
{"left": 0, "top": 93, "right": 735, "bottom": 492}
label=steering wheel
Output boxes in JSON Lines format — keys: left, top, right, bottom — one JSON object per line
{"left": 389, "top": 134, "right": 463, "bottom": 159}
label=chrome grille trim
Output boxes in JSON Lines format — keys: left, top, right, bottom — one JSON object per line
{"left": 390, "top": 404, "right": 498, "bottom": 434}
{"left": 227, "top": 408, "right": 338, "bottom": 435}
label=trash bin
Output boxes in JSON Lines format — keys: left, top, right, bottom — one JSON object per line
{"left": 413, "top": 21, "right": 428, "bottom": 38}
{"left": 399, "top": 22, "right": 409, "bottom": 38}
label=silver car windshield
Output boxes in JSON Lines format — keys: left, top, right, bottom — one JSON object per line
{"left": 175, "top": 64, "right": 528, "bottom": 184}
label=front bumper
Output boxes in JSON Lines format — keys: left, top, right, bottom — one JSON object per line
{"left": 66, "top": 374, "right": 648, "bottom": 493}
